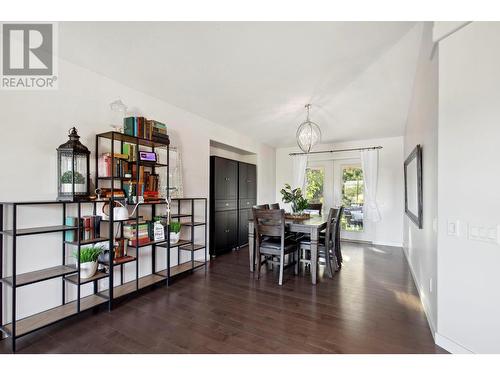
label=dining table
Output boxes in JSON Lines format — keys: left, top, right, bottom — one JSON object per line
{"left": 248, "top": 214, "right": 329, "bottom": 285}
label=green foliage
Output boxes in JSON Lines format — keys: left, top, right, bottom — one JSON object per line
{"left": 280, "top": 183, "right": 308, "bottom": 213}
{"left": 305, "top": 168, "right": 324, "bottom": 204}
{"left": 341, "top": 167, "right": 364, "bottom": 207}
{"left": 74, "top": 246, "right": 102, "bottom": 263}
{"left": 170, "top": 221, "right": 182, "bottom": 233}
{"left": 61, "top": 170, "right": 85, "bottom": 184}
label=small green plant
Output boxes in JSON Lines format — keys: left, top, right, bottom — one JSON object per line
{"left": 61, "top": 170, "right": 85, "bottom": 184}
{"left": 74, "top": 246, "right": 102, "bottom": 263}
{"left": 170, "top": 221, "right": 182, "bottom": 233}
{"left": 280, "top": 183, "right": 309, "bottom": 213}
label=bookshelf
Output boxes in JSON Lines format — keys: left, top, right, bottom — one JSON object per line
{"left": 0, "top": 132, "right": 208, "bottom": 352}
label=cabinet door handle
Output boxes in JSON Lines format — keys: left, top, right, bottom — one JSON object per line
{"left": 225, "top": 229, "right": 230, "bottom": 233}
{"left": 225, "top": 177, "right": 230, "bottom": 181}
{"left": 225, "top": 203, "right": 229, "bottom": 206}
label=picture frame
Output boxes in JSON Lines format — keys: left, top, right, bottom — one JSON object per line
{"left": 404, "top": 144, "right": 423, "bottom": 229}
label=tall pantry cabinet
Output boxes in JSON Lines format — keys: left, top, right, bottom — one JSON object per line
{"left": 210, "top": 156, "right": 257, "bottom": 256}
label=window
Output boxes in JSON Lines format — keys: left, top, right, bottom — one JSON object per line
{"left": 341, "top": 165, "right": 364, "bottom": 231}
{"left": 305, "top": 167, "right": 324, "bottom": 204}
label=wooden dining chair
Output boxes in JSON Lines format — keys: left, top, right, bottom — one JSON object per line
{"left": 305, "top": 203, "right": 322, "bottom": 215}
{"left": 252, "top": 208, "right": 299, "bottom": 285}
{"left": 253, "top": 204, "right": 270, "bottom": 209}
{"left": 298, "top": 207, "right": 338, "bottom": 278}
{"left": 269, "top": 203, "right": 280, "bottom": 209}
{"left": 333, "top": 206, "right": 344, "bottom": 269}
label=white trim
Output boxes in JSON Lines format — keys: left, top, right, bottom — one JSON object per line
{"left": 435, "top": 333, "right": 474, "bottom": 354}
{"left": 372, "top": 241, "right": 403, "bottom": 247}
{"left": 403, "top": 248, "right": 436, "bottom": 339}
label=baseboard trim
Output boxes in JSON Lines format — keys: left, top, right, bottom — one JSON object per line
{"left": 372, "top": 241, "right": 403, "bottom": 248}
{"left": 435, "top": 333, "right": 474, "bottom": 354}
{"left": 403, "top": 248, "right": 437, "bottom": 340}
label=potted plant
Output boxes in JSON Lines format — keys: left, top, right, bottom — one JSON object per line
{"left": 60, "top": 170, "right": 86, "bottom": 193}
{"left": 74, "top": 246, "right": 102, "bottom": 279}
{"left": 170, "top": 221, "right": 182, "bottom": 244}
{"left": 280, "top": 183, "right": 309, "bottom": 214}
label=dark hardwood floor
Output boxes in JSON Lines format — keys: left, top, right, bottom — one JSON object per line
{"left": 0, "top": 242, "right": 446, "bottom": 354}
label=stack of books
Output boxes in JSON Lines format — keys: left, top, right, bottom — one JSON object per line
{"left": 122, "top": 143, "right": 136, "bottom": 162}
{"left": 123, "top": 117, "right": 168, "bottom": 142}
{"left": 123, "top": 221, "right": 151, "bottom": 246}
{"left": 65, "top": 216, "right": 102, "bottom": 242}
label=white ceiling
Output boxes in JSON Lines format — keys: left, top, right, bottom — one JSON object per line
{"left": 59, "top": 22, "right": 421, "bottom": 147}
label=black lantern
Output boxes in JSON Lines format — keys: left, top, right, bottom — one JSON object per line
{"left": 57, "top": 127, "right": 90, "bottom": 201}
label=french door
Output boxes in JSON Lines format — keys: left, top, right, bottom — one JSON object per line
{"left": 332, "top": 158, "right": 371, "bottom": 242}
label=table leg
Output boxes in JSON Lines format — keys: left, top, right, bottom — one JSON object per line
{"left": 310, "top": 228, "right": 318, "bottom": 285}
{"left": 248, "top": 221, "right": 254, "bottom": 272}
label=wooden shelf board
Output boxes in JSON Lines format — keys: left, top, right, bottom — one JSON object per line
{"left": 182, "top": 222, "right": 206, "bottom": 227}
{"left": 157, "top": 239, "right": 191, "bottom": 249}
{"left": 179, "top": 244, "right": 206, "bottom": 251}
{"left": 1, "top": 225, "right": 77, "bottom": 237}
{"left": 99, "top": 255, "right": 136, "bottom": 266}
{"left": 64, "top": 270, "right": 109, "bottom": 285}
{"left": 96, "top": 131, "right": 169, "bottom": 148}
{"left": 1, "top": 265, "right": 77, "bottom": 287}
{"left": 158, "top": 260, "right": 205, "bottom": 278}
{"left": 170, "top": 214, "right": 192, "bottom": 219}
{"left": 1, "top": 294, "right": 107, "bottom": 338}
{"left": 112, "top": 274, "right": 166, "bottom": 299}
{"left": 65, "top": 237, "right": 109, "bottom": 246}
{"left": 132, "top": 238, "right": 168, "bottom": 248}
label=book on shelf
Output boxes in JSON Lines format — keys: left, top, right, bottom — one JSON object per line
{"left": 123, "top": 116, "right": 168, "bottom": 140}
{"left": 65, "top": 215, "right": 102, "bottom": 242}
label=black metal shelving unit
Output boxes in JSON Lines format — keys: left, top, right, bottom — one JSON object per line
{"left": 157, "top": 198, "right": 208, "bottom": 281}
{"left": 0, "top": 132, "right": 208, "bottom": 352}
{"left": 0, "top": 200, "right": 110, "bottom": 353}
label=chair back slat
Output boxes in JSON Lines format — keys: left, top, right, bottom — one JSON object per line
{"left": 252, "top": 208, "right": 284, "bottom": 239}
{"left": 306, "top": 203, "right": 322, "bottom": 215}
{"left": 253, "top": 204, "right": 270, "bottom": 210}
{"left": 269, "top": 203, "right": 280, "bottom": 209}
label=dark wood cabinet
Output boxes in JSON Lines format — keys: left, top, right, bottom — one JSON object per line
{"left": 214, "top": 157, "right": 238, "bottom": 200}
{"left": 210, "top": 156, "right": 257, "bottom": 256}
{"left": 239, "top": 162, "right": 257, "bottom": 199}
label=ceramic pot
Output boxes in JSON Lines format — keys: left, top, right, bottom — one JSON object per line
{"left": 170, "top": 232, "right": 180, "bottom": 244}
{"left": 80, "top": 261, "right": 98, "bottom": 279}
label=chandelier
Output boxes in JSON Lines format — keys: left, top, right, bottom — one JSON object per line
{"left": 296, "top": 104, "right": 321, "bottom": 153}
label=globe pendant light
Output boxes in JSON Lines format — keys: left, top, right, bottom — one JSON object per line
{"left": 296, "top": 104, "right": 321, "bottom": 153}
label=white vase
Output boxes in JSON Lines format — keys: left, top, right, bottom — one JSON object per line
{"left": 170, "top": 232, "right": 180, "bottom": 244}
{"left": 61, "top": 183, "right": 86, "bottom": 193}
{"left": 80, "top": 261, "right": 98, "bottom": 279}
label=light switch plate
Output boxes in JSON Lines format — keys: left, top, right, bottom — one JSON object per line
{"left": 447, "top": 220, "right": 459, "bottom": 236}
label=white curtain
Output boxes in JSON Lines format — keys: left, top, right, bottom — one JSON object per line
{"left": 292, "top": 154, "right": 308, "bottom": 191}
{"left": 360, "top": 149, "right": 381, "bottom": 222}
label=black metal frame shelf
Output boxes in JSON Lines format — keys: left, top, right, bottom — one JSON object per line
{"left": 1, "top": 130, "right": 208, "bottom": 353}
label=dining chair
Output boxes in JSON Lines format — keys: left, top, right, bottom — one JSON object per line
{"left": 298, "top": 207, "right": 338, "bottom": 278}
{"left": 252, "top": 208, "right": 299, "bottom": 285}
{"left": 305, "top": 203, "right": 322, "bottom": 216}
{"left": 253, "top": 204, "right": 270, "bottom": 209}
{"left": 269, "top": 203, "right": 280, "bottom": 209}
{"left": 333, "top": 206, "right": 344, "bottom": 269}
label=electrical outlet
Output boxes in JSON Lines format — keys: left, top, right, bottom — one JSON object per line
{"left": 467, "top": 223, "right": 498, "bottom": 244}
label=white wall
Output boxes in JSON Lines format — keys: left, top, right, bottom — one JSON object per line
{"left": 0, "top": 58, "right": 275, "bottom": 323}
{"left": 403, "top": 22, "right": 439, "bottom": 336}
{"left": 436, "top": 21, "right": 500, "bottom": 354}
{"left": 275, "top": 136, "right": 404, "bottom": 247}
